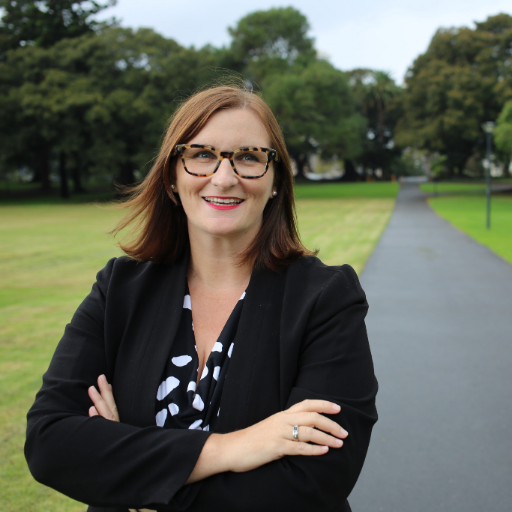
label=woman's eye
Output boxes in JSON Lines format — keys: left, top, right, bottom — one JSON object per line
{"left": 238, "top": 152, "right": 258, "bottom": 162}
{"left": 194, "top": 151, "right": 215, "bottom": 159}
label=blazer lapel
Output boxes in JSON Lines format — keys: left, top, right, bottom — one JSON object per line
{"left": 128, "top": 251, "right": 188, "bottom": 426}
{"left": 216, "top": 267, "right": 279, "bottom": 433}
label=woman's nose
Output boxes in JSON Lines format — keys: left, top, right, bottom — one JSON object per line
{"left": 211, "top": 158, "right": 238, "bottom": 189}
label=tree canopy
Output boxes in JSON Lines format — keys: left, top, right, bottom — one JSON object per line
{"left": 348, "top": 69, "right": 403, "bottom": 178}
{"left": 0, "top": 0, "right": 116, "bottom": 53}
{"left": 495, "top": 100, "right": 512, "bottom": 156}
{"left": 3, "top": 6, "right": 511, "bottom": 196}
{"left": 395, "top": 13, "right": 512, "bottom": 177}
{"left": 263, "top": 60, "right": 365, "bottom": 178}
{"left": 227, "top": 7, "right": 316, "bottom": 83}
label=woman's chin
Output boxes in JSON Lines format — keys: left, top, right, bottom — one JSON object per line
{"left": 192, "top": 219, "right": 259, "bottom": 242}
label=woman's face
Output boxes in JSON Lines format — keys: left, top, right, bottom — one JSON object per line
{"left": 175, "top": 108, "right": 275, "bottom": 245}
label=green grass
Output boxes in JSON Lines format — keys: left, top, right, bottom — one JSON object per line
{"left": 0, "top": 191, "right": 395, "bottom": 510}
{"left": 428, "top": 195, "right": 512, "bottom": 264}
{"left": 297, "top": 198, "right": 395, "bottom": 273}
{"left": 294, "top": 182, "right": 399, "bottom": 199}
{"left": 420, "top": 182, "right": 486, "bottom": 193}
{"left": 0, "top": 204, "right": 123, "bottom": 511}
{"left": 420, "top": 179, "right": 512, "bottom": 195}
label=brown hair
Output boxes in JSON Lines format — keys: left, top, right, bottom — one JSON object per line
{"left": 112, "top": 84, "right": 315, "bottom": 271}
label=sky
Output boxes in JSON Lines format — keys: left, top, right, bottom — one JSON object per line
{"left": 98, "top": 0, "right": 512, "bottom": 84}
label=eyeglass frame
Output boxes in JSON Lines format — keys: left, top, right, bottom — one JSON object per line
{"left": 173, "top": 144, "right": 279, "bottom": 179}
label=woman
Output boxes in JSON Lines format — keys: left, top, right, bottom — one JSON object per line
{"left": 25, "top": 85, "right": 378, "bottom": 512}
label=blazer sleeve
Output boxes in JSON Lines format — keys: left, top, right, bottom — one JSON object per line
{"left": 25, "top": 258, "right": 211, "bottom": 510}
{"left": 168, "top": 264, "right": 378, "bottom": 512}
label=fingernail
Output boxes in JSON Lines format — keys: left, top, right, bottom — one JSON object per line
{"left": 335, "top": 439, "right": 343, "bottom": 447}
{"left": 100, "top": 374, "right": 107, "bottom": 383}
{"left": 332, "top": 404, "right": 341, "bottom": 412}
{"left": 90, "top": 386, "right": 98, "bottom": 394}
{"left": 341, "top": 428, "right": 348, "bottom": 436}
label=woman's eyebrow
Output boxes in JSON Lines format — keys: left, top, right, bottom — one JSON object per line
{"left": 191, "top": 142, "right": 268, "bottom": 149}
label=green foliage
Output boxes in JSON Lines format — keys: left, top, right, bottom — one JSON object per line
{"left": 0, "top": 27, "right": 220, "bottom": 191}
{"left": 389, "top": 150, "right": 427, "bottom": 177}
{"left": 263, "top": 60, "right": 365, "bottom": 177}
{"left": 495, "top": 100, "right": 512, "bottom": 155}
{"left": 396, "top": 13, "right": 512, "bottom": 176}
{"left": 0, "top": 0, "right": 116, "bottom": 52}
{"left": 430, "top": 155, "right": 449, "bottom": 178}
{"left": 1, "top": 6, "right": 364, "bottom": 193}
{"left": 227, "top": 6, "right": 316, "bottom": 83}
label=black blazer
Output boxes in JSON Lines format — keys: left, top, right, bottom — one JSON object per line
{"left": 25, "top": 252, "right": 378, "bottom": 512}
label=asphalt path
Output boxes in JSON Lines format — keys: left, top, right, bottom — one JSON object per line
{"left": 349, "top": 184, "right": 512, "bottom": 512}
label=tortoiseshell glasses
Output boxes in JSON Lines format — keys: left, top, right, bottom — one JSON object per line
{"left": 174, "top": 144, "right": 279, "bottom": 179}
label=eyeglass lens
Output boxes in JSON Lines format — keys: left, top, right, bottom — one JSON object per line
{"left": 182, "top": 148, "right": 269, "bottom": 177}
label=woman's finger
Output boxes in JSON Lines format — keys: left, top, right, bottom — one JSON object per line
{"left": 88, "top": 386, "right": 117, "bottom": 421}
{"left": 89, "top": 406, "right": 98, "bottom": 417}
{"left": 287, "top": 399, "right": 341, "bottom": 415}
{"left": 293, "top": 425, "right": 344, "bottom": 448}
{"left": 97, "top": 375, "right": 120, "bottom": 421}
{"left": 286, "top": 440, "right": 329, "bottom": 456}
{"left": 287, "top": 411, "right": 348, "bottom": 439}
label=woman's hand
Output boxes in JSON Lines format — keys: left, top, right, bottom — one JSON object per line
{"left": 88, "top": 375, "right": 119, "bottom": 422}
{"left": 225, "top": 399, "right": 347, "bottom": 472}
{"left": 187, "top": 399, "right": 348, "bottom": 483}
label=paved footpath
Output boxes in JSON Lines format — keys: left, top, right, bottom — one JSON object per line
{"left": 349, "top": 184, "right": 512, "bottom": 512}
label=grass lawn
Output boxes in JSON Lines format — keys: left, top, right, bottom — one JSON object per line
{"left": 295, "top": 181, "right": 399, "bottom": 199}
{"left": 428, "top": 195, "right": 512, "bottom": 264}
{"left": 0, "top": 185, "right": 396, "bottom": 510}
{"left": 420, "top": 182, "right": 486, "bottom": 193}
{"left": 420, "top": 179, "right": 512, "bottom": 195}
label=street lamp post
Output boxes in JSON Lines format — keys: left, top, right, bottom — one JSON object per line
{"left": 481, "top": 122, "right": 496, "bottom": 230}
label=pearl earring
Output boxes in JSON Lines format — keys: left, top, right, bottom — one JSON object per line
{"left": 272, "top": 190, "right": 277, "bottom": 197}
{"left": 171, "top": 184, "right": 175, "bottom": 190}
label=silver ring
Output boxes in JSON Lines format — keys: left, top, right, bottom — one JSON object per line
{"left": 292, "top": 425, "right": 299, "bottom": 441}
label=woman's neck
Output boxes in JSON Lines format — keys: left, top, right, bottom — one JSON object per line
{"left": 187, "top": 231, "right": 253, "bottom": 293}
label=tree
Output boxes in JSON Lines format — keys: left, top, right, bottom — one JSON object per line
{"left": 263, "top": 60, "right": 366, "bottom": 180}
{"left": 0, "top": 0, "right": 116, "bottom": 53}
{"left": 395, "top": 13, "right": 512, "bottom": 177}
{"left": 0, "top": 0, "right": 118, "bottom": 190}
{"left": 494, "top": 100, "right": 512, "bottom": 177}
{"left": 348, "top": 69, "right": 403, "bottom": 178}
{"left": 0, "top": 26, "right": 222, "bottom": 195}
{"left": 227, "top": 7, "right": 316, "bottom": 84}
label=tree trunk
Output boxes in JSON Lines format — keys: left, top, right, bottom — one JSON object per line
{"left": 35, "top": 147, "right": 51, "bottom": 191}
{"left": 71, "top": 163, "right": 85, "bottom": 193}
{"left": 118, "top": 161, "right": 135, "bottom": 186}
{"left": 59, "top": 151, "right": 70, "bottom": 199}
{"left": 377, "top": 99, "right": 385, "bottom": 146}
{"left": 503, "top": 157, "right": 511, "bottom": 178}
{"left": 293, "top": 155, "right": 309, "bottom": 182}
{"left": 341, "top": 160, "right": 362, "bottom": 182}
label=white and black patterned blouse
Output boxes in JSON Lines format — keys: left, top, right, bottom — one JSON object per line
{"left": 155, "top": 287, "right": 246, "bottom": 432}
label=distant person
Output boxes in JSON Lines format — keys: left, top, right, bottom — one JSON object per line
{"left": 25, "top": 84, "right": 378, "bottom": 512}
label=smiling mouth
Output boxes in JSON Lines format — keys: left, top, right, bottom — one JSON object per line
{"left": 203, "top": 197, "right": 245, "bottom": 206}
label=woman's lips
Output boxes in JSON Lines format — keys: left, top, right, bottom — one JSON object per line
{"left": 203, "top": 197, "right": 245, "bottom": 210}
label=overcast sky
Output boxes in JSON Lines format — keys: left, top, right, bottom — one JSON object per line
{"left": 99, "top": 0, "right": 512, "bottom": 83}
